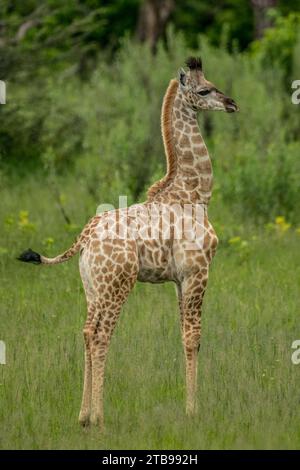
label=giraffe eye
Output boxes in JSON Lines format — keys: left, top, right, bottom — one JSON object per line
{"left": 198, "top": 89, "right": 211, "bottom": 96}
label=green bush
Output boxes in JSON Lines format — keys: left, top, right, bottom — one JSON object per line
{"left": 251, "top": 12, "right": 300, "bottom": 80}
{"left": 1, "top": 29, "right": 299, "bottom": 222}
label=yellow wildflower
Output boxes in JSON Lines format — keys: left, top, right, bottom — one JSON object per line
{"left": 18, "top": 210, "right": 36, "bottom": 232}
{"left": 43, "top": 237, "right": 55, "bottom": 248}
{"left": 275, "top": 216, "right": 285, "bottom": 225}
{"left": 274, "top": 216, "right": 291, "bottom": 233}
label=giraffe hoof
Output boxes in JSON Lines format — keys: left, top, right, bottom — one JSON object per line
{"left": 90, "top": 414, "right": 104, "bottom": 430}
{"left": 79, "top": 414, "right": 91, "bottom": 428}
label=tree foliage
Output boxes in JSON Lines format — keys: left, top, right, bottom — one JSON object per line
{"left": 1, "top": 0, "right": 300, "bottom": 81}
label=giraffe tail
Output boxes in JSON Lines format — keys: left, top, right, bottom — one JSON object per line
{"left": 17, "top": 237, "right": 82, "bottom": 266}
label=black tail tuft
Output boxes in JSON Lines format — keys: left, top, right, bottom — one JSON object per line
{"left": 17, "top": 248, "right": 41, "bottom": 265}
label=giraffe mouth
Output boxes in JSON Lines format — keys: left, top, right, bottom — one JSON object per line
{"left": 225, "top": 98, "right": 239, "bottom": 113}
{"left": 226, "top": 105, "right": 239, "bottom": 113}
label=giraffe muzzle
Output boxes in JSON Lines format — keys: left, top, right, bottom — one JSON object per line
{"left": 224, "top": 97, "right": 239, "bottom": 113}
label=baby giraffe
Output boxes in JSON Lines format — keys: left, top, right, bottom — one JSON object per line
{"left": 18, "top": 57, "right": 238, "bottom": 430}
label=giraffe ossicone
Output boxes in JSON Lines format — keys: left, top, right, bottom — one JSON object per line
{"left": 18, "top": 57, "right": 238, "bottom": 429}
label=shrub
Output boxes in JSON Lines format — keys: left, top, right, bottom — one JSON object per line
{"left": 1, "top": 30, "right": 299, "bottom": 222}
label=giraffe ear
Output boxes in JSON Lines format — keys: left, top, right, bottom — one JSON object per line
{"left": 178, "top": 68, "right": 187, "bottom": 89}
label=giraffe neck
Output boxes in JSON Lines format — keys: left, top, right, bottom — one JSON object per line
{"left": 147, "top": 79, "right": 213, "bottom": 205}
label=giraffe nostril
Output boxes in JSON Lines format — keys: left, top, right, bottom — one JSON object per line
{"left": 225, "top": 97, "right": 235, "bottom": 106}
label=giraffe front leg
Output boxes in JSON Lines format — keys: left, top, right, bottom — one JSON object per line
{"left": 180, "top": 272, "right": 208, "bottom": 416}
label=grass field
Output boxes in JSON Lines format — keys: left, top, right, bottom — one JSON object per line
{"left": 0, "top": 179, "right": 300, "bottom": 449}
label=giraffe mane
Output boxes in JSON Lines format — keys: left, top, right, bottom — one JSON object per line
{"left": 147, "top": 79, "right": 179, "bottom": 200}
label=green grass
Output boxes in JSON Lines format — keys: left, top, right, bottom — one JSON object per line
{"left": 0, "top": 178, "right": 300, "bottom": 449}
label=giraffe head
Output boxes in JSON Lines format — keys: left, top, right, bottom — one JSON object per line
{"left": 178, "top": 57, "right": 239, "bottom": 113}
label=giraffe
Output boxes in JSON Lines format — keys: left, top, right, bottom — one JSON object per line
{"left": 18, "top": 57, "right": 238, "bottom": 429}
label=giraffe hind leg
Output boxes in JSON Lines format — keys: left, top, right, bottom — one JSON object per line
{"left": 78, "top": 239, "right": 138, "bottom": 430}
{"left": 78, "top": 255, "right": 98, "bottom": 427}
{"left": 89, "top": 274, "right": 137, "bottom": 429}
{"left": 79, "top": 301, "right": 96, "bottom": 427}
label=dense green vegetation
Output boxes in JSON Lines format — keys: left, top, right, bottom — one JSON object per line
{"left": 1, "top": 4, "right": 300, "bottom": 212}
{"left": 1, "top": 0, "right": 300, "bottom": 78}
{"left": 1, "top": 8, "right": 300, "bottom": 221}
